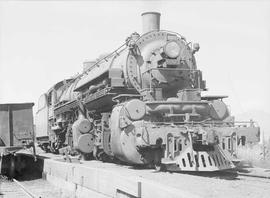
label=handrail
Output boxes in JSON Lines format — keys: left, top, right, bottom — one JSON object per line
{"left": 76, "top": 30, "right": 191, "bottom": 82}
{"left": 76, "top": 41, "right": 128, "bottom": 80}
{"left": 143, "top": 68, "right": 200, "bottom": 73}
{"left": 141, "top": 120, "right": 259, "bottom": 127}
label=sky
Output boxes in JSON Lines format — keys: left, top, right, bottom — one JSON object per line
{"left": 0, "top": 0, "right": 270, "bottom": 120}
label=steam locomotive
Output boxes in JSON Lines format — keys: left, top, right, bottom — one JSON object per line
{"left": 35, "top": 12, "right": 260, "bottom": 171}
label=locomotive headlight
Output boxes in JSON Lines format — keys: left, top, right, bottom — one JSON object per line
{"left": 164, "top": 41, "right": 181, "bottom": 58}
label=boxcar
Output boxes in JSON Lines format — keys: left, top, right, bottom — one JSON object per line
{"left": 0, "top": 103, "right": 34, "bottom": 176}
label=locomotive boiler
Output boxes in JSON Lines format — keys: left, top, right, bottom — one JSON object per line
{"left": 35, "top": 12, "right": 260, "bottom": 171}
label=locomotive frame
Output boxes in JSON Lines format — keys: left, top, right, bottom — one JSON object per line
{"left": 35, "top": 12, "right": 260, "bottom": 172}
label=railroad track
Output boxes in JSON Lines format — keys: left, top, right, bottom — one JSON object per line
{"left": 0, "top": 178, "right": 38, "bottom": 198}
{"left": 12, "top": 179, "right": 40, "bottom": 198}
{"left": 236, "top": 171, "right": 270, "bottom": 179}
{"left": 0, "top": 177, "right": 69, "bottom": 198}
{"left": 223, "top": 167, "right": 270, "bottom": 180}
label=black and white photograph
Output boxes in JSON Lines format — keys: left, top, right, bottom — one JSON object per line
{"left": 0, "top": 0, "right": 270, "bottom": 197}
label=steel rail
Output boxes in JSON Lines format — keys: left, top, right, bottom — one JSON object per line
{"left": 236, "top": 172, "right": 270, "bottom": 179}
{"left": 13, "top": 178, "right": 40, "bottom": 198}
{"left": 224, "top": 169, "right": 270, "bottom": 180}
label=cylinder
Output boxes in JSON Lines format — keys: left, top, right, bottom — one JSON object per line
{"left": 141, "top": 12, "right": 161, "bottom": 34}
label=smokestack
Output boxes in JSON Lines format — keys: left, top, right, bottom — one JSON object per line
{"left": 141, "top": 12, "right": 161, "bottom": 34}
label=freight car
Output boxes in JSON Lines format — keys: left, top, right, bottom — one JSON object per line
{"left": 0, "top": 103, "right": 35, "bottom": 176}
{"left": 35, "top": 12, "right": 259, "bottom": 171}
